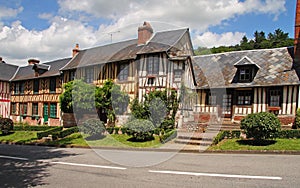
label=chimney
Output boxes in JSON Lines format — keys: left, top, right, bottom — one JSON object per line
{"left": 28, "top": 59, "right": 40, "bottom": 65}
{"left": 138, "top": 22, "right": 153, "bottom": 45}
{"left": 72, "top": 43, "right": 80, "bottom": 57}
{"left": 294, "top": 0, "right": 300, "bottom": 63}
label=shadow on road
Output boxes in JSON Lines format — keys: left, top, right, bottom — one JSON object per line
{"left": 0, "top": 144, "right": 78, "bottom": 187}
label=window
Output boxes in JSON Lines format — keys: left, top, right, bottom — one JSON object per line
{"left": 237, "top": 91, "right": 252, "bottom": 105}
{"left": 147, "top": 77, "right": 155, "bottom": 85}
{"left": 32, "top": 103, "right": 38, "bottom": 116}
{"left": 118, "top": 63, "right": 129, "bottom": 81}
{"left": 85, "top": 67, "right": 94, "bottom": 83}
{"left": 147, "top": 54, "right": 159, "bottom": 75}
{"left": 19, "top": 82, "right": 25, "bottom": 94}
{"left": 50, "top": 78, "right": 56, "bottom": 93}
{"left": 206, "top": 91, "right": 217, "bottom": 106}
{"left": 33, "top": 80, "right": 39, "bottom": 94}
{"left": 11, "top": 103, "right": 17, "bottom": 115}
{"left": 69, "top": 70, "right": 76, "bottom": 81}
{"left": 269, "top": 88, "right": 282, "bottom": 107}
{"left": 20, "top": 103, "right": 27, "bottom": 115}
{"left": 50, "top": 103, "right": 57, "bottom": 118}
{"left": 14, "top": 83, "right": 19, "bottom": 94}
{"left": 174, "top": 69, "right": 182, "bottom": 82}
{"left": 239, "top": 68, "right": 251, "bottom": 81}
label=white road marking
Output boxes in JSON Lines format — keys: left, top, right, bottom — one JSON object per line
{"left": 149, "top": 170, "right": 282, "bottom": 180}
{"left": 50, "top": 161, "right": 127, "bottom": 170}
{"left": 0, "top": 155, "right": 29, "bottom": 161}
{"left": 0, "top": 155, "right": 126, "bottom": 170}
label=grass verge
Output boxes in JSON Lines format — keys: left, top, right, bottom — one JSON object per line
{"left": 208, "top": 138, "right": 300, "bottom": 151}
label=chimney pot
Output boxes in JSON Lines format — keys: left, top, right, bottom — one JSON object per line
{"left": 138, "top": 22, "right": 153, "bottom": 45}
{"left": 28, "top": 59, "right": 40, "bottom": 65}
{"left": 72, "top": 43, "right": 80, "bottom": 57}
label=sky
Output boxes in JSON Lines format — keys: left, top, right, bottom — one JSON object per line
{"left": 0, "top": 0, "right": 297, "bottom": 66}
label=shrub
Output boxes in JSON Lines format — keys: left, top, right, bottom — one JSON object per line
{"left": 240, "top": 112, "right": 281, "bottom": 141}
{"left": 79, "top": 119, "right": 105, "bottom": 136}
{"left": 106, "top": 127, "right": 114, "bottom": 134}
{"left": 159, "top": 129, "right": 177, "bottom": 143}
{"left": 0, "top": 118, "right": 14, "bottom": 135}
{"left": 293, "top": 108, "right": 300, "bottom": 129}
{"left": 125, "top": 119, "right": 155, "bottom": 141}
{"left": 37, "top": 126, "right": 63, "bottom": 139}
{"left": 276, "top": 130, "right": 300, "bottom": 139}
{"left": 114, "top": 127, "right": 120, "bottom": 134}
{"left": 14, "top": 125, "right": 51, "bottom": 131}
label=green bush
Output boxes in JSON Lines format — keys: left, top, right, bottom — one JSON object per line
{"left": 160, "top": 118, "right": 175, "bottom": 130}
{"left": 106, "top": 127, "right": 114, "bottom": 134}
{"left": 14, "top": 125, "right": 51, "bottom": 131}
{"left": 293, "top": 108, "right": 300, "bottom": 129}
{"left": 120, "top": 127, "right": 127, "bottom": 134}
{"left": 79, "top": 119, "right": 105, "bottom": 136}
{"left": 276, "top": 130, "right": 300, "bottom": 139}
{"left": 212, "top": 130, "right": 241, "bottom": 145}
{"left": 37, "top": 126, "right": 63, "bottom": 139}
{"left": 240, "top": 112, "right": 281, "bottom": 140}
{"left": 0, "top": 118, "right": 14, "bottom": 135}
{"left": 58, "top": 127, "right": 79, "bottom": 138}
{"left": 159, "top": 129, "right": 177, "bottom": 143}
{"left": 125, "top": 119, "right": 155, "bottom": 141}
{"left": 114, "top": 127, "right": 120, "bottom": 134}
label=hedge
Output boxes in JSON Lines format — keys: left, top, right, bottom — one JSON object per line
{"left": 212, "top": 130, "right": 300, "bottom": 145}
{"left": 159, "top": 129, "right": 177, "bottom": 143}
{"left": 51, "top": 127, "right": 79, "bottom": 140}
{"left": 37, "top": 126, "right": 63, "bottom": 139}
{"left": 14, "top": 126, "right": 52, "bottom": 132}
{"left": 213, "top": 130, "right": 241, "bottom": 145}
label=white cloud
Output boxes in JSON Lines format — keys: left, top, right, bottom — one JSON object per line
{"left": 0, "top": 0, "right": 288, "bottom": 65}
{"left": 194, "top": 31, "right": 246, "bottom": 48}
{"left": 0, "top": 6, "right": 23, "bottom": 20}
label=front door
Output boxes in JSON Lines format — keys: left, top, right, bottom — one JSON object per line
{"left": 44, "top": 103, "right": 49, "bottom": 123}
{"left": 222, "top": 94, "right": 232, "bottom": 118}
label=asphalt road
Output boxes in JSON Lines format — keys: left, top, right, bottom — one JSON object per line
{"left": 0, "top": 144, "right": 299, "bottom": 188}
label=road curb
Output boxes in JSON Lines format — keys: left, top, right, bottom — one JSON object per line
{"left": 1, "top": 141, "right": 300, "bottom": 155}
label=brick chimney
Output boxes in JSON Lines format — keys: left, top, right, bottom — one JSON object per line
{"left": 138, "top": 22, "right": 153, "bottom": 45}
{"left": 72, "top": 43, "right": 80, "bottom": 57}
{"left": 28, "top": 59, "right": 40, "bottom": 65}
{"left": 295, "top": 0, "right": 300, "bottom": 63}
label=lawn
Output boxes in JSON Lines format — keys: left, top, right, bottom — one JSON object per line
{"left": 0, "top": 131, "right": 39, "bottom": 144}
{"left": 0, "top": 131, "right": 162, "bottom": 148}
{"left": 208, "top": 138, "right": 300, "bottom": 151}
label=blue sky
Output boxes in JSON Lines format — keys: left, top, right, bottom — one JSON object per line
{"left": 0, "top": 0, "right": 297, "bottom": 65}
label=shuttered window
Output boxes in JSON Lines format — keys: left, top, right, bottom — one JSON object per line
{"left": 118, "top": 63, "right": 129, "bottom": 81}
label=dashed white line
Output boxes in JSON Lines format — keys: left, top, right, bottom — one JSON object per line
{"left": 50, "top": 161, "right": 127, "bottom": 170}
{"left": 0, "top": 155, "right": 29, "bottom": 161}
{"left": 148, "top": 170, "right": 282, "bottom": 180}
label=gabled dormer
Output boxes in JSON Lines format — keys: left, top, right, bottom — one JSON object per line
{"left": 233, "top": 56, "right": 260, "bottom": 83}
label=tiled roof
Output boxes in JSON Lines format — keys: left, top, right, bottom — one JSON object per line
{"left": 12, "top": 58, "right": 71, "bottom": 81}
{"left": 0, "top": 62, "right": 18, "bottom": 81}
{"left": 61, "top": 28, "right": 188, "bottom": 70}
{"left": 192, "top": 47, "right": 299, "bottom": 89}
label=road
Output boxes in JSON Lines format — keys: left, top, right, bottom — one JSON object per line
{"left": 0, "top": 144, "right": 299, "bottom": 188}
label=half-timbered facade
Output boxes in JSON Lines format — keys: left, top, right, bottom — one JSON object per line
{"left": 61, "top": 22, "right": 196, "bottom": 120}
{"left": 0, "top": 58, "right": 18, "bottom": 118}
{"left": 192, "top": 47, "right": 300, "bottom": 125}
{"left": 10, "top": 58, "right": 71, "bottom": 126}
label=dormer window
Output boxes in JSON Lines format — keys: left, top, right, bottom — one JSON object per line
{"left": 239, "top": 67, "right": 252, "bottom": 82}
{"left": 234, "top": 56, "right": 259, "bottom": 83}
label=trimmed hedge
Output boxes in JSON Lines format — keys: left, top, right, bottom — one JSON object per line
{"left": 0, "top": 118, "right": 14, "bottom": 135}
{"left": 159, "top": 129, "right": 177, "bottom": 143}
{"left": 213, "top": 130, "right": 241, "bottom": 145}
{"left": 37, "top": 126, "right": 63, "bottom": 139}
{"left": 14, "top": 126, "right": 52, "bottom": 132}
{"left": 276, "top": 130, "right": 300, "bottom": 139}
{"left": 51, "top": 127, "right": 79, "bottom": 140}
